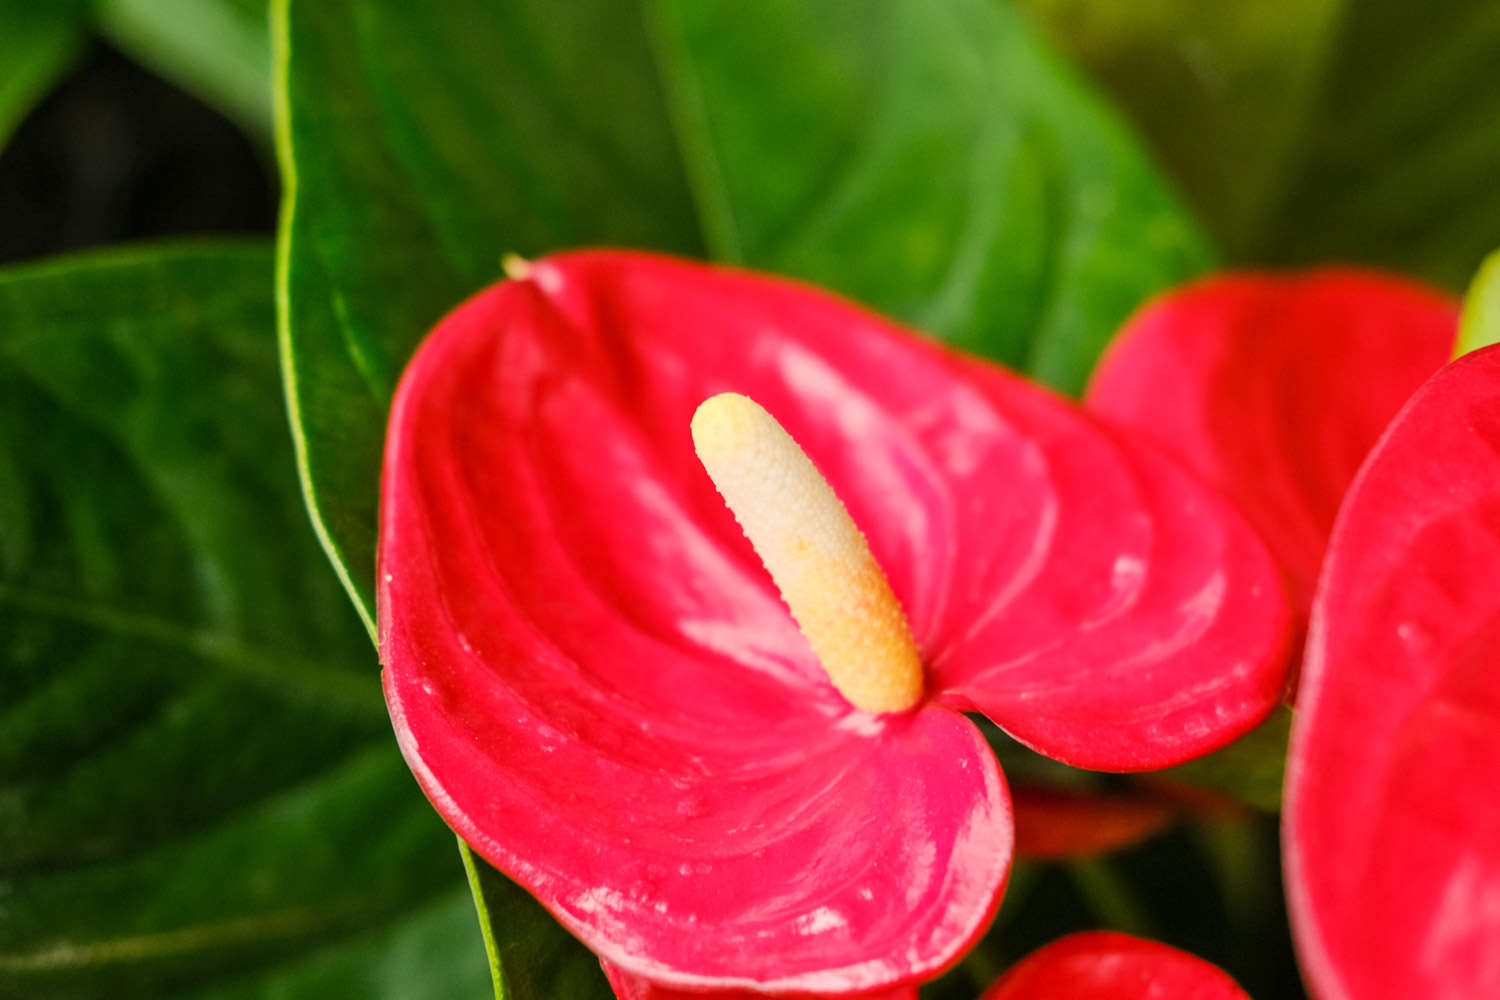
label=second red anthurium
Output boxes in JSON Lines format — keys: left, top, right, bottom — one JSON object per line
{"left": 1286, "top": 344, "right": 1500, "bottom": 1000}
{"left": 377, "top": 251, "right": 1291, "bottom": 995}
{"left": 1085, "top": 270, "right": 1458, "bottom": 620}
{"left": 982, "top": 931, "right": 1252, "bottom": 999}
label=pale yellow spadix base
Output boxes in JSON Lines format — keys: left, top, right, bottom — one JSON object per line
{"left": 691, "top": 393, "right": 923, "bottom": 714}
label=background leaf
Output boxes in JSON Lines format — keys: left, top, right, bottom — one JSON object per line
{"left": 175, "top": 889, "right": 491, "bottom": 1000}
{"left": 650, "top": 0, "right": 1212, "bottom": 390}
{"left": 1018, "top": 0, "right": 1500, "bottom": 288}
{"left": 93, "top": 0, "right": 273, "bottom": 139}
{"left": 0, "top": 0, "right": 91, "bottom": 151}
{"left": 1012, "top": 0, "right": 1342, "bottom": 255}
{"left": 0, "top": 242, "right": 482, "bottom": 998}
{"left": 1455, "top": 248, "right": 1500, "bottom": 356}
{"left": 1260, "top": 0, "right": 1500, "bottom": 287}
{"left": 273, "top": 0, "right": 700, "bottom": 625}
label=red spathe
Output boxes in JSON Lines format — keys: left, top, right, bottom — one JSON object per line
{"left": 378, "top": 251, "right": 1291, "bottom": 993}
{"left": 1087, "top": 270, "right": 1456, "bottom": 617}
{"left": 982, "top": 931, "right": 1251, "bottom": 999}
{"left": 1286, "top": 345, "right": 1500, "bottom": 1000}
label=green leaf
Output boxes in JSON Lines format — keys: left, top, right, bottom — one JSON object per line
{"left": 273, "top": 0, "right": 701, "bottom": 625}
{"left": 93, "top": 0, "right": 274, "bottom": 139}
{"left": 459, "top": 845, "right": 611, "bottom": 1000}
{"left": 176, "top": 887, "right": 492, "bottom": 1000}
{"left": 1455, "top": 248, "right": 1500, "bottom": 357}
{"left": 1012, "top": 0, "right": 1343, "bottom": 255}
{"left": 651, "top": 0, "right": 1213, "bottom": 392}
{"left": 0, "top": 0, "right": 90, "bottom": 150}
{"left": 0, "top": 242, "right": 481, "bottom": 998}
{"left": 1017, "top": 0, "right": 1500, "bottom": 289}
{"left": 1260, "top": 1, "right": 1500, "bottom": 288}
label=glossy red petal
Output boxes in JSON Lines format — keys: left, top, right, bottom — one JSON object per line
{"left": 982, "top": 931, "right": 1250, "bottom": 999}
{"left": 380, "top": 252, "right": 1012, "bottom": 992}
{"left": 930, "top": 397, "right": 1290, "bottom": 770}
{"left": 1086, "top": 271, "right": 1457, "bottom": 615}
{"left": 1285, "top": 345, "right": 1500, "bottom": 1000}
{"left": 601, "top": 960, "right": 918, "bottom": 1000}
{"left": 380, "top": 250, "right": 1284, "bottom": 986}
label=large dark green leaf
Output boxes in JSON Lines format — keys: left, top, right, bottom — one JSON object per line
{"left": 273, "top": 0, "right": 702, "bottom": 625}
{"left": 650, "top": 0, "right": 1211, "bottom": 389}
{"left": 0, "top": 243, "right": 481, "bottom": 998}
{"left": 0, "top": 0, "right": 90, "bottom": 150}
{"left": 1019, "top": 0, "right": 1500, "bottom": 289}
{"left": 177, "top": 888, "right": 491, "bottom": 1000}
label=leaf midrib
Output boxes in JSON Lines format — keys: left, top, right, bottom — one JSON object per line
{"left": 0, "top": 583, "right": 382, "bottom": 716}
{"left": 0, "top": 899, "right": 372, "bottom": 974}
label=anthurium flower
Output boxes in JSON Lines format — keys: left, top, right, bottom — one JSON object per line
{"left": 378, "top": 251, "right": 1290, "bottom": 994}
{"left": 601, "top": 961, "right": 916, "bottom": 1000}
{"left": 982, "top": 931, "right": 1251, "bottom": 999}
{"left": 1085, "top": 271, "right": 1458, "bottom": 616}
{"left": 1285, "top": 345, "right": 1500, "bottom": 1000}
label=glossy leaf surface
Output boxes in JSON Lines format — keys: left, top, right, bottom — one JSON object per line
{"left": 379, "top": 251, "right": 1290, "bottom": 992}
{"left": 273, "top": 0, "right": 702, "bottom": 627}
{"left": 651, "top": 0, "right": 1212, "bottom": 392}
{"left": 982, "top": 932, "right": 1250, "bottom": 999}
{"left": 1285, "top": 345, "right": 1500, "bottom": 1000}
{"left": 0, "top": 244, "right": 479, "bottom": 997}
{"left": 1087, "top": 271, "right": 1457, "bottom": 616}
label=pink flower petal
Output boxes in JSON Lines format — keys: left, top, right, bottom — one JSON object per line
{"left": 601, "top": 960, "right": 918, "bottom": 1000}
{"left": 931, "top": 394, "right": 1291, "bottom": 770}
{"left": 1086, "top": 271, "right": 1457, "bottom": 616}
{"left": 379, "top": 250, "right": 1288, "bottom": 988}
{"left": 1286, "top": 345, "right": 1500, "bottom": 1000}
{"left": 380, "top": 252, "right": 1014, "bottom": 991}
{"left": 982, "top": 932, "right": 1251, "bottom": 999}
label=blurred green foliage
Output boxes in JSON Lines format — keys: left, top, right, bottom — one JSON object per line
{"left": 0, "top": 244, "right": 484, "bottom": 997}
{"left": 1019, "top": 0, "right": 1500, "bottom": 289}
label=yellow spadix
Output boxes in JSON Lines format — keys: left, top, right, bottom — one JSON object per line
{"left": 691, "top": 393, "right": 923, "bottom": 714}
